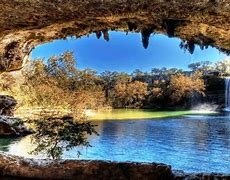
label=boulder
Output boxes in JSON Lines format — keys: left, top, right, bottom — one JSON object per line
{"left": 0, "top": 95, "right": 17, "bottom": 116}
{"left": 0, "top": 116, "right": 33, "bottom": 137}
{"left": 0, "top": 120, "right": 17, "bottom": 136}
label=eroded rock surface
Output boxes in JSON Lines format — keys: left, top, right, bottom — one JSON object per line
{"left": 0, "top": 95, "right": 32, "bottom": 136}
{"left": 0, "top": 153, "right": 173, "bottom": 180}
{"left": 0, "top": 0, "right": 229, "bottom": 72}
{"left": 0, "top": 95, "right": 17, "bottom": 116}
{"left": 0, "top": 116, "right": 33, "bottom": 137}
{"left": 0, "top": 153, "right": 230, "bottom": 180}
{"left": 173, "top": 170, "right": 230, "bottom": 180}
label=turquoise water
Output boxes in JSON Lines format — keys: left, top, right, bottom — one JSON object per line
{"left": 1, "top": 113, "right": 230, "bottom": 173}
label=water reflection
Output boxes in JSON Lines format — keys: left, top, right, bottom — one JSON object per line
{"left": 65, "top": 115, "right": 230, "bottom": 173}
{"left": 1, "top": 115, "right": 230, "bottom": 173}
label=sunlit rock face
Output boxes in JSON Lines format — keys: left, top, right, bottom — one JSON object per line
{"left": 0, "top": 0, "right": 229, "bottom": 72}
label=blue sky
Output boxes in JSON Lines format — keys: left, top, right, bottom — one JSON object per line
{"left": 31, "top": 31, "right": 228, "bottom": 73}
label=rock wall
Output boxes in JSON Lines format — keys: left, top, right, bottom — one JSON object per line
{"left": 204, "top": 76, "right": 226, "bottom": 109}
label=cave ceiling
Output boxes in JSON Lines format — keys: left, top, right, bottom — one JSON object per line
{"left": 0, "top": 0, "right": 229, "bottom": 72}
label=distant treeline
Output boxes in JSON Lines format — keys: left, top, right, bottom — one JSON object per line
{"left": 0, "top": 52, "right": 229, "bottom": 115}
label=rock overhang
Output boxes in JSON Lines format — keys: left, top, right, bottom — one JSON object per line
{"left": 0, "top": 0, "right": 229, "bottom": 72}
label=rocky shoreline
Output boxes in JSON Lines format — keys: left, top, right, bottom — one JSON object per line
{"left": 0, "top": 153, "right": 229, "bottom": 180}
{"left": 173, "top": 170, "right": 230, "bottom": 180}
{"left": 0, "top": 96, "right": 229, "bottom": 179}
{"left": 0, "top": 95, "right": 32, "bottom": 137}
{"left": 0, "top": 115, "right": 33, "bottom": 137}
{"left": 1, "top": 95, "right": 229, "bottom": 179}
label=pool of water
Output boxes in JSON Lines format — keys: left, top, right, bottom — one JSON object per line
{"left": 1, "top": 113, "right": 230, "bottom": 173}
{"left": 88, "top": 109, "right": 217, "bottom": 120}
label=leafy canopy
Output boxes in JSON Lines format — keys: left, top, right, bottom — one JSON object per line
{"left": 28, "top": 117, "right": 98, "bottom": 160}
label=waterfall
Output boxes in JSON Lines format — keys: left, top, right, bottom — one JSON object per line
{"left": 225, "top": 77, "right": 230, "bottom": 111}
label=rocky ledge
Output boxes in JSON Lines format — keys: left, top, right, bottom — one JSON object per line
{"left": 0, "top": 153, "right": 173, "bottom": 180}
{"left": 0, "top": 153, "right": 230, "bottom": 180}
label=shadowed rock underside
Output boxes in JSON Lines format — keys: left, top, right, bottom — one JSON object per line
{"left": 0, "top": 0, "right": 229, "bottom": 72}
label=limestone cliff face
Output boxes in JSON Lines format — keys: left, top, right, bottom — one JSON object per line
{"left": 0, "top": 0, "right": 229, "bottom": 72}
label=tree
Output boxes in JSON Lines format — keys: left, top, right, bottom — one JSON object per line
{"left": 29, "top": 117, "right": 97, "bottom": 160}
{"left": 100, "top": 71, "right": 118, "bottom": 98}
{"left": 112, "top": 80, "right": 148, "bottom": 108}
{"left": 132, "top": 69, "right": 144, "bottom": 81}
{"left": 188, "top": 61, "right": 213, "bottom": 72}
{"left": 115, "top": 72, "right": 131, "bottom": 84}
{"left": 168, "top": 72, "right": 205, "bottom": 103}
{"left": 19, "top": 52, "right": 108, "bottom": 118}
{"left": 151, "top": 68, "right": 161, "bottom": 76}
{"left": 214, "top": 58, "right": 230, "bottom": 76}
{"left": 126, "top": 81, "right": 148, "bottom": 108}
{"left": 0, "top": 73, "right": 15, "bottom": 92}
{"left": 151, "top": 87, "right": 163, "bottom": 99}
{"left": 113, "top": 81, "right": 128, "bottom": 108}
{"left": 74, "top": 68, "right": 100, "bottom": 91}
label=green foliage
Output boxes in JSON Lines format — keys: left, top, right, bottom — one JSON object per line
{"left": 28, "top": 117, "right": 98, "bottom": 160}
